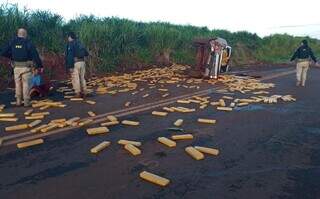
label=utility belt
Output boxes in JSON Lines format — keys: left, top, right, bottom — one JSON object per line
{"left": 74, "top": 57, "right": 85, "bottom": 63}
{"left": 13, "top": 61, "right": 33, "bottom": 68}
{"left": 297, "top": 58, "right": 310, "bottom": 63}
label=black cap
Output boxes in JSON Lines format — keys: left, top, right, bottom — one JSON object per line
{"left": 67, "top": 32, "right": 77, "bottom": 40}
{"left": 302, "top": 39, "right": 308, "bottom": 46}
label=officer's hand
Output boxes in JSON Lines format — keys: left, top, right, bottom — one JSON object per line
{"left": 69, "top": 68, "right": 74, "bottom": 73}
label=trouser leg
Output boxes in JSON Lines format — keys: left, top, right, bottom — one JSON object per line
{"left": 14, "top": 68, "right": 23, "bottom": 105}
{"left": 296, "top": 63, "right": 304, "bottom": 85}
{"left": 79, "top": 62, "right": 87, "bottom": 94}
{"left": 301, "top": 66, "right": 309, "bottom": 86}
{"left": 72, "top": 64, "right": 81, "bottom": 94}
{"left": 22, "top": 68, "right": 32, "bottom": 106}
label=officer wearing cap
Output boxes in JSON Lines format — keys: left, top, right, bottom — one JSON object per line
{"left": 290, "top": 39, "right": 317, "bottom": 87}
{"left": 65, "top": 32, "right": 89, "bottom": 97}
{"left": 0, "top": 28, "right": 43, "bottom": 106}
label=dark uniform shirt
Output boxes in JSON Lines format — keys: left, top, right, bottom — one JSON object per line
{"left": 65, "top": 40, "right": 88, "bottom": 70}
{"left": 290, "top": 44, "right": 317, "bottom": 62}
{"left": 0, "top": 37, "right": 43, "bottom": 68}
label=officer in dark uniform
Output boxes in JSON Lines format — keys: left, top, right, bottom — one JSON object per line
{"left": 65, "top": 32, "right": 89, "bottom": 97}
{"left": 290, "top": 39, "right": 317, "bottom": 87}
{"left": 0, "top": 28, "right": 43, "bottom": 106}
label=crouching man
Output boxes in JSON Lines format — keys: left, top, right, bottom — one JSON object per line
{"left": 0, "top": 28, "right": 43, "bottom": 106}
{"left": 65, "top": 32, "right": 89, "bottom": 97}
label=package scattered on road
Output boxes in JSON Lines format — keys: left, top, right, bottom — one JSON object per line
{"left": 90, "top": 141, "right": 111, "bottom": 154}
{"left": 158, "top": 137, "right": 176, "bottom": 147}
{"left": 0, "top": 113, "right": 16, "bottom": 118}
{"left": 118, "top": 139, "right": 142, "bottom": 147}
{"left": 217, "top": 107, "right": 233, "bottom": 111}
{"left": 79, "top": 119, "right": 93, "bottom": 126}
{"left": 139, "top": 171, "right": 170, "bottom": 187}
{"left": 30, "top": 124, "right": 49, "bottom": 133}
{"left": 86, "top": 100, "right": 96, "bottom": 105}
{"left": 121, "top": 120, "right": 140, "bottom": 126}
{"left": 88, "top": 111, "right": 96, "bottom": 117}
{"left": 28, "top": 120, "right": 42, "bottom": 128}
{"left": 101, "top": 121, "right": 119, "bottom": 127}
{"left": 171, "top": 134, "right": 193, "bottom": 140}
{"left": 25, "top": 115, "right": 45, "bottom": 120}
{"left": 174, "top": 119, "right": 183, "bottom": 127}
{"left": 185, "top": 146, "right": 204, "bottom": 160}
{"left": 197, "top": 118, "right": 216, "bottom": 124}
{"left": 107, "top": 115, "right": 118, "bottom": 122}
{"left": 124, "top": 144, "right": 141, "bottom": 156}
{"left": 194, "top": 146, "right": 219, "bottom": 156}
{"left": 0, "top": 118, "right": 19, "bottom": 122}
{"left": 87, "top": 127, "right": 109, "bottom": 135}
{"left": 24, "top": 109, "right": 34, "bottom": 116}
{"left": 5, "top": 124, "right": 29, "bottom": 131}
{"left": 152, "top": 111, "right": 168, "bottom": 117}
{"left": 17, "top": 139, "right": 44, "bottom": 149}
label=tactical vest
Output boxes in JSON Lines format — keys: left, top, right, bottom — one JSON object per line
{"left": 11, "top": 38, "right": 31, "bottom": 62}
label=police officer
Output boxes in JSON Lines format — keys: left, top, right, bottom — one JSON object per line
{"left": 0, "top": 28, "right": 43, "bottom": 106}
{"left": 290, "top": 39, "right": 317, "bottom": 87}
{"left": 65, "top": 32, "right": 89, "bottom": 98}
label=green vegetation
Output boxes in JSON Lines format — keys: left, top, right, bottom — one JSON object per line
{"left": 1, "top": 3, "right": 320, "bottom": 76}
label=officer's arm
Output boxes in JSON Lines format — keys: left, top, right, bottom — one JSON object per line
{"left": 29, "top": 43, "right": 43, "bottom": 68}
{"left": 290, "top": 49, "right": 298, "bottom": 61}
{"left": 309, "top": 48, "right": 317, "bottom": 63}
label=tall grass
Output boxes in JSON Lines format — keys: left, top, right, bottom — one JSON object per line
{"left": 1, "top": 3, "right": 319, "bottom": 76}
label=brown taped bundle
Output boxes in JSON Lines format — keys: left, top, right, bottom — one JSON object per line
{"left": 185, "top": 146, "right": 204, "bottom": 160}
{"left": 31, "top": 112, "right": 50, "bottom": 117}
{"left": 87, "top": 127, "right": 109, "bottom": 135}
{"left": 25, "top": 115, "right": 45, "bottom": 120}
{"left": 197, "top": 118, "right": 216, "bottom": 124}
{"left": 118, "top": 139, "right": 141, "bottom": 147}
{"left": 171, "top": 134, "right": 193, "bottom": 140}
{"left": 139, "top": 171, "right": 170, "bottom": 187}
{"left": 24, "top": 109, "right": 34, "bottom": 116}
{"left": 0, "top": 118, "right": 19, "bottom": 122}
{"left": 107, "top": 115, "right": 118, "bottom": 122}
{"left": 17, "top": 139, "right": 44, "bottom": 149}
{"left": 78, "top": 119, "right": 93, "bottom": 126}
{"left": 90, "top": 141, "right": 111, "bottom": 154}
{"left": 121, "top": 120, "right": 140, "bottom": 126}
{"left": 30, "top": 124, "right": 48, "bottom": 133}
{"left": 194, "top": 146, "right": 219, "bottom": 156}
{"left": 217, "top": 107, "right": 233, "bottom": 111}
{"left": 5, "top": 124, "right": 29, "bottom": 131}
{"left": 158, "top": 137, "right": 176, "bottom": 147}
{"left": 174, "top": 119, "right": 183, "bottom": 127}
{"left": 40, "top": 124, "right": 58, "bottom": 133}
{"left": 88, "top": 111, "right": 96, "bottom": 117}
{"left": 124, "top": 144, "right": 141, "bottom": 156}
{"left": 86, "top": 100, "right": 96, "bottom": 105}
{"left": 152, "top": 111, "right": 168, "bottom": 117}
{"left": 100, "top": 121, "right": 119, "bottom": 127}
{"left": 28, "top": 120, "right": 42, "bottom": 128}
{"left": 0, "top": 113, "right": 16, "bottom": 118}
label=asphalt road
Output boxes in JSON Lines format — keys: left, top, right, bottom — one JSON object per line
{"left": 0, "top": 65, "right": 320, "bottom": 199}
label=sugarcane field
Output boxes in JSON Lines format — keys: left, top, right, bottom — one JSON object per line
{"left": 1, "top": 1, "right": 320, "bottom": 199}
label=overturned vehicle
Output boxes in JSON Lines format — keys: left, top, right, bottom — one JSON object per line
{"left": 190, "top": 37, "right": 232, "bottom": 79}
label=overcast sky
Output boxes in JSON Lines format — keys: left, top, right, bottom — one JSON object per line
{"left": 3, "top": 0, "right": 320, "bottom": 39}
